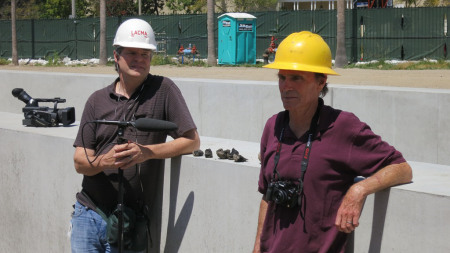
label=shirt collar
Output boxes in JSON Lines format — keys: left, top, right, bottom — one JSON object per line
{"left": 108, "top": 75, "right": 150, "bottom": 101}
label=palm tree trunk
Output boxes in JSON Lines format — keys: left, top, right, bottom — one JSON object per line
{"left": 207, "top": 0, "right": 217, "bottom": 66}
{"left": 99, "top": 0, "right": 107, "bottom": 65}
{"left": 11, "top": 0, "right": 18, "bottom": 65}
{"left": 335, "top": 0, "right": 347, "bottom": 68}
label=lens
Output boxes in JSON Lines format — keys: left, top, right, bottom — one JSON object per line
{"left": 58, "top": 107, "right": 76, "bottom": 126}
{"left": 274, "top": 189, "right": 287, "bottom": 204}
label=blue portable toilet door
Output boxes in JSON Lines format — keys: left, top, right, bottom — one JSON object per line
{"left": 236, "top": 22, "right": 256, "bottom": 64}
{"left": 218, "top": 18, "right": 235, "bottom": 64}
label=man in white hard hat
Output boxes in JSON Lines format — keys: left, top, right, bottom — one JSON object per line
{"left": 70, "top": 18, "right": 200, "bottom": 253}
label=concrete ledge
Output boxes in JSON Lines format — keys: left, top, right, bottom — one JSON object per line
{"left": 0, "top": 112, "right": 449, "bottom": 252}
{"left": 2, "top": 70, "right": 449, "bottom": 165}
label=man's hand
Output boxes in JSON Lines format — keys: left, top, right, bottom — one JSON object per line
{"left": 112, "top": 141, "right": 149, "bottom": 169}
{"left": 335, "top": 184, "right": 366, "bottom": 233}
{"left": 335, "top": 162, "right": 412, "bottom": 233}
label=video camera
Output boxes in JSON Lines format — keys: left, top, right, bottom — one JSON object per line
{"left": 12, "top": 88, "right": 75, "bottom": 127}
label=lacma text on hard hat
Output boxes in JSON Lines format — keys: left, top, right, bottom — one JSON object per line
{"left": 130, "top": 30, "right": 148, "bottom": 38}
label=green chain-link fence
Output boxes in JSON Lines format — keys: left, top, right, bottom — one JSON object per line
{"left": 0, "top": 7, "right": 448, "bottom": 62}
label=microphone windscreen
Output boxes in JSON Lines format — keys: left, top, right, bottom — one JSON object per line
{"left": 134, "top": 118, "right": 178, "bottom": 132}
{"left": 12, "top": 88, "right": 24, "bottom": 97}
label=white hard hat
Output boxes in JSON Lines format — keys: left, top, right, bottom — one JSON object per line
{"left": 113, "top": 18, "right": 157, "bottom": 50}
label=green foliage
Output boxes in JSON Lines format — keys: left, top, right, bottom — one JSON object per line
{"left": 0, "top": 0, "right": 41, "bottom": 19}
{"left": 423, "top": 0, "right": 441, "bottom": 6}
{"left": 39, "top": 0, "right": 71, "bottom": 19}
{"left": 151, "top": 54, "right": 174, "bottom": 65}
{"left": 233, "top": 0, "right": 278, "bottom": 12}
{"left": 0, "top": 58, "right": 10, "bottom": 65}
{"left": 165, "top": 0, "right": 205, "bottom": 14}
{"left": 105, "top": 0, "right": 136, "bottom": 16}
{"left": 45, "top": 51, "right": 63, "bottom": 66}
{"left": 404, "top": 0, "right": 417, "bottom": 7}
{"left": 346, "top": 60, "right": 450, "bottom": 70}
{"left": 0, "top": 0, "right": 162, "bottom": 20}
{"left": 141, "top": 0, "right": 165, "bottom": 15}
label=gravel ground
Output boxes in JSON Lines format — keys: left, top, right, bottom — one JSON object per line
{"left": 1, "top": 64, "right": 449, "bottom": 89}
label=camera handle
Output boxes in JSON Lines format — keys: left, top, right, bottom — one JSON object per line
{"left": 116, "top": 125, "right": 127, "bottom": 253}
{"left": 34, "top": 98, "right": 66, "bottom": 112}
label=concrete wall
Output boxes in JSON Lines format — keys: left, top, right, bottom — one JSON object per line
{"left": 0, "top": 112, "right": 449, "bottom": 253}
{"left": 1, "top": 70, "right": 450, "bottom": 252}
{"left": 2, "top": 70, "right": 449, "bottom": 165}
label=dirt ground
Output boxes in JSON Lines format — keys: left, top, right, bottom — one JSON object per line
{"left": 1, "top": 64, "right": 449, "bottom": 89}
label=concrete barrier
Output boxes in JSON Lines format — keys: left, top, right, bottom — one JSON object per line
{"left": 1, "top": 112, "right": 449, "bottom": 253}
{"left": 1, "top": 70, "right": 450, "bottom": 252}
{"left": 2, "top": 70, "right": 449, "bottom": 165}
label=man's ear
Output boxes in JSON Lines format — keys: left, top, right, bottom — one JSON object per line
{"left": 317, "top": 75, "right": 327, "bottom": 89}
{"left": 321, "top": 75, "right": 328, "bottom": 85}
{"left": 113, "top": 51, "right": 120, "bottom": 62}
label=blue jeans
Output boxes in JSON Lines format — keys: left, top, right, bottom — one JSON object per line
{"left": 70, "top": 201, "right": 145, "bottom": 253}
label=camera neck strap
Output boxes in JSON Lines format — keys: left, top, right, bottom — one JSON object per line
{"left": 271, "top": 102, "right": 322, "bottom": 183}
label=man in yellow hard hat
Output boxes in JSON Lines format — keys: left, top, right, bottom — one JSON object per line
{"left": 253, "top": 31, "right": 412, "bottom": 253}
{"left": 71, "top": 18, "right": 200, "bottom": 253}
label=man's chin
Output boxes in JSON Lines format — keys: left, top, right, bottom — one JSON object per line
{"left": 129, "top": 69, "right": 148, "bottom": 76}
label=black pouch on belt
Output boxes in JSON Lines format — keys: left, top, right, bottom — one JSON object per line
{"left": 80, "top": 191, "right": 148, "bottom": 251}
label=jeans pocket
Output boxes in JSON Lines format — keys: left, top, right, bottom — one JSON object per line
{"left": 72, "top": 201, "right": 85, "bottom": 218}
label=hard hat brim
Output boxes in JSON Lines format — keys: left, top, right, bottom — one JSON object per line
{"left": 263, "top": 61, "right": 340, "bottom": 76}
{"left": 113, "top": 42, "right": 157, "bottom": 51}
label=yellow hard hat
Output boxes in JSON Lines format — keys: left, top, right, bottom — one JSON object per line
{"left": 263, "top": 31, "right": 339, "bottom": 75}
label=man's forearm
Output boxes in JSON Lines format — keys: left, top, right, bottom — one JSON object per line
{"left": 253, "top": 198, "right": 268, "bottom": 253}
{"left": 335, "top": 162, "right": 412, "bottom": 232}
{"left": 142, "top": 129, "right": 200, "bottom": 160}
{"left": 73, "top": 147, "right": 113, "bottom": 176}
{"left": 354, "top": 162, "right": 413, "bottom": 198}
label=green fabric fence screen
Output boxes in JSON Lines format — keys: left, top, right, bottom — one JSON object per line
{"left": 0, "top": 7, "right": 448, "bottom": 62}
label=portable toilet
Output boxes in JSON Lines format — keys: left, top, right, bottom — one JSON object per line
{"left": 218, "top": 13, "right": 256, "bottom": 65}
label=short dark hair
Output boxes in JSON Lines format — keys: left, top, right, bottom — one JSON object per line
{"left": 315, "top": 73, "right": 328, "bottom": 97}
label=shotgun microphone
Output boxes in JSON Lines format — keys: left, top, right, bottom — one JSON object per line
{"left": 134, "top": 118, "right": 178, "bottom": 132}
{"left": 92, "top": 118, "right": 178, "bottom": 132}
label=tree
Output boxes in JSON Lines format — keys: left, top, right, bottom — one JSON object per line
{"left": 105, "top": 0, "right": 136, "bottom": 16}
{"left": 11, "top": 0, "right": 18, "bottom": 65}
{"left": 0, "top": 0, "right": 41, "bottom": 20}
{"left": 141, "top": 0, "right": 165, "bottom": 15}
{"left": 99, "top": 0, "right": 107, "bottom": 65}
{"left": 233, "top": 0, "right": 277, "bottom": 12}
{"left": 207, "top": 0, "right": 216, "bottom": 65}
{"left": 39, "top": 0, "right": 72, "bottom": 18}
{"left": 423, "top": 0, "right": 441, "bottom": 6}
{"left": 404, "top": 0, "right": 417, "bottom": 7}
{"left": 166, "top": 0, "right": 205, "bottom": 14}
{"left": 335, "top": 0, "right": 347, "bottom": 68}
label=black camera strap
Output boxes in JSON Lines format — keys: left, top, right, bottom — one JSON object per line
{"left": 267, "top": 101, "right": 322, "bottom": 233}
{"left": 270, "top": 101, "right": 321, "bottom": 183}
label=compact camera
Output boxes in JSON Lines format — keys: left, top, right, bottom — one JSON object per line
{"left": 265, "top": 180, "right": 301, "bottom": 208}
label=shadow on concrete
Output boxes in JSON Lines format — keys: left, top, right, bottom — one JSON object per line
{"left": 163, "top": 156, "right": 195, "bottom": 253}
{"left": 368, "top": 188, "right": 390, "bottom": 253}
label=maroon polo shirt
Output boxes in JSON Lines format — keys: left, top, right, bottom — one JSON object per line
{"left": 258, "top": 99, "right": 406, "bottom": 253}
{"left": 73, "top": 74, "right": 196, "bottom": 212}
